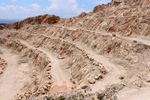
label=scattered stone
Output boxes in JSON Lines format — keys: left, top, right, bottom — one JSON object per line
{"left": 100, "top": 67, "right": 107, "bottom": 74}
{"left": 0, "top": 71, "right": 3, "bottom": 74}
{"left": 46, "top": 67, "right": 51, "bottom": 71}
{"left": 80, "top": 82, "right": 88, "bottom": 89}
{"left": 58, "top": 56, "right": 65, "bottom": 59}
{"left": 119, "top": 76, "right": 125, "bottom": 80}
{"left": 43, "top": 86, "right": 48, "bottom": 91}
{"left": 88, "top": 78, "right": 96, "bottom": 84}
{"left": 93, "top": 62, "right": 99, "bottom": 66}
{"left": 47, "top": 65, "right": 52, "bottom": 67}
{"left": 145, "top": 75, "right": 150, "bottom": 82}
{"left": 46, "top": 81, "right": 52, "bottom": 85}
{"left": 146, "top": 79, "right": 150, "bottom": 82}
{"left": 94, "top": 74, "right": 103, "bottom": 80}
{"left": 48, "top": 75, "right": 52, "bottom": 79}
{"left": 112, "top": 34, "right": 116, "bottom": 37}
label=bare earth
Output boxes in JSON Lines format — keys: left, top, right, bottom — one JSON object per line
{"left": 0, "top": 48, "right": 30, "bottom": 100}
{"left": 0, "top": 0, "right": 150, "bottom": 99}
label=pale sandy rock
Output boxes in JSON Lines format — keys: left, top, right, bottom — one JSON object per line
{"left": 145, "top": 74, "right": 150, "bottom": 82}
{"left": 94, "top": 74, "right": 103, "bottom": 80}
{"left": 80, "top": 82, "right": 88, "bottom": 89}
{"left": 88, "top": 78, "right": 96, "bottom": 84}
{"left": 119, "top": 76, "right": 125, "bottom": 80}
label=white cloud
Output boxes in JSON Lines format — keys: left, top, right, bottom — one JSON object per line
{"left": 95, "top": 0, "right": 110, "bottom": 5}
{"left": 12, "top": 0, "right": 17, "bottom": 1}
{"left": 0, "top": 2, "right": 5, "bottom": 5}
{"left": 44, "top": 3, "right": 57, "bottom": 11}
{"left": 82, "top": 5, "right": 86, "bottom": 7}
{"left": 0, "top": 5, "right": 38, "bottom": 19}
{"left": 44, "top": 0, "right": 88, "bottom": 15}
{"left": 45, "top": 0, "right": 77, "bottom": 11}
{"left": 0, "top": 5, "right": 32, "bottom": 13}
{"left": 76, "top": 8, "right": 88, "bottom": 14}
{"left": 32, "top": 4, "right": 40, "bottom": 9}
{"left": 0, "top": 6, "right": 7, "bottom": 11}
{"left": 0, "top": 0, "right": 90, "bottom": 19}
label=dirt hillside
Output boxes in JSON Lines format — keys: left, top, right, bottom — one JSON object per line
{"left": 0, "top": 0, "right": 150, "bottom": 100}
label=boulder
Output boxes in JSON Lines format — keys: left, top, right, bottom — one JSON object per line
{"left": 80, "top": 82, "right": 88, "bottom": 89}
{"left": 94, "top": 74, "right": 103, "bottom": 80}
{"left": 88, "top": 78, "right": 96, "bottom": 84}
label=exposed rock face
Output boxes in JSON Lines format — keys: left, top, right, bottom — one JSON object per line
{"left": 93, "top": 4, "right": 106, "bottom": 13}
{"left": 1, "top": 14, "right": 60, "bottom": 29}
{"left": 113, "top": 0, "right": 150, "bottom": 6}
{"left": 52, "top": 0, "right": 150, "bottom": 36}
{"left": 78, "top": 12, "right": 88, "bottom": 18}
{"left": 88, "top": 78, "right": 96, "bottom": 84}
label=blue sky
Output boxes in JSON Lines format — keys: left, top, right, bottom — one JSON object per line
{"left": 0, "top": 0, "right": 111, "bottom": 19}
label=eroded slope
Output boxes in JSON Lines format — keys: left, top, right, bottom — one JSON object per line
{"left": 0, "top": 0, "right": 150, "bottom": 100}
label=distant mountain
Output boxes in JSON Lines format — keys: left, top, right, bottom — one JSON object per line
{"left": 0, "top": 19, "right": 21, "bottom": 24}
{"left": 0, "top": 23, "right": 7, "bottom": 25}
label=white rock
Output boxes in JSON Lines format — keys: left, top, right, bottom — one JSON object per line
{"left": 88, "top": 78, "right": 96, "bottom": 84}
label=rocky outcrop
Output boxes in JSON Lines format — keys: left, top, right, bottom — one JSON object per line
{"left": 113, "top": 0, "right": 150, "bottom": 6}
{"left": 78, "top": 12, "right": 88, "bottom": 18}
{"left": 93, "top": 4, "right": 106, "bottom": 13}
{"left": 48, "top": 0, "right": 149, "bottom": 37}
{"left": 0, "top": 14, "right": 60, "bottom": 29}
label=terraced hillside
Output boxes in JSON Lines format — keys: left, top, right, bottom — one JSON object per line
{"left": 0, "top": 0, "right": 150, "bottom": 100}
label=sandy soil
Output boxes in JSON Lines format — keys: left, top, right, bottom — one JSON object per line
{"left": 38, "top": 48, "right": 73, "bottom": 95}
{"left": 0, "top": 47, "right": 29, "bottom": 100}
{"left": 48, "top": 82, "right": 74, "bottom": 95}
{"left": 117, "top": 87, "right": 150, "bottom": 100}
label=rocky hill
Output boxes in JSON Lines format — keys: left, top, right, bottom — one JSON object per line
{"left": 0, "top": 0, "right": 150, "bottom": 100}
{"left": 0, "top": 14, "right": 60, "bottom": 29}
